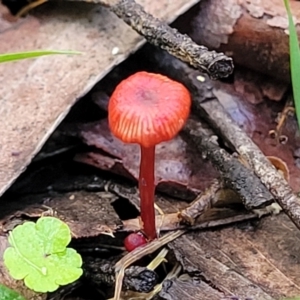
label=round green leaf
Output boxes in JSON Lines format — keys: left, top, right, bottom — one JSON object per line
{"left": 4, "top": 217, "right": 83, "bottom": 293}
{"left": 35, "top": 217, "right": 71, "bottom": 253}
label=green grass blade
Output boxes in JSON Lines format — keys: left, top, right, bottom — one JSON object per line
{"left": 0, "top": 50, "right": 81, "bottom": 63}
{"left": 284, "top": 0, "right": 300, "bottom": 128}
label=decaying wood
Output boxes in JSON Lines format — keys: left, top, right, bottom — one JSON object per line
{"left": 160, "top": 276, "right": 224, "bottom": 300}
{"left": 174, "top": 0, "right": 300, "bottom": 81}
{"left": 168, "top": 213, "right": 300, "bottom": 299}
{"left": 0, "top": 174, "right": 262, "bottom": 298}
{"left": 0, "top": 190, "right": 119, "bottom": 237}
{"left": 169, "top": 235, "right": 275, "bottom": 299}
{"left": 49, "top": 259, "right": 158, "bottom": 299}
{"left": 0, "top": 0, "right": 201, "bottom": 198}
{"left": 182, "top": 119, "right": 274, "bottom": 210}
{"left": 83, "top": 256, "right": 158, "bottom": 293}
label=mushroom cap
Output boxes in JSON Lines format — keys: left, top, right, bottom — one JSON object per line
{"left": 108, "top": 71, "right": 191, "bottom": 148}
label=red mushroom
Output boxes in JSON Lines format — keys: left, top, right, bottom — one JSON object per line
{"left": 108, "top": 71, "right": 191, "bottom": 241}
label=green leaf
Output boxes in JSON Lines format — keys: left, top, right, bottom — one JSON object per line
{"left": 0, "top": 50, "right": 80, "bottom": 63}
{"left": 3, "top": 217, "right": 83, "bottom": 293}
{"left": 0, "top": 284, "right": 26, "bottom": 300}
{"left": 284, "top": 0, "right": 300, "bottom": 128}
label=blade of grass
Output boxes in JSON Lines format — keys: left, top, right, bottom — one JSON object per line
{"left": 284, "top": 0, "right": 300, "bottom": 128}
{"left": 0, "top": 50, "right": 81, "bottom": 63}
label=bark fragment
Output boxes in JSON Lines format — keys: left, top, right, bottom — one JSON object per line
{"left": 160, "top": 276, "right": 224, "bottom": 300}
{"left": 168, "top": 213, "right": 300, "bottom": 299}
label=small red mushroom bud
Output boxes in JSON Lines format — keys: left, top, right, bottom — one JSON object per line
{"left": 124, "top": 232, "right": 147, "bottom": 252}
{"left": 108, "top": 71, "right": 191, "bottom": 241}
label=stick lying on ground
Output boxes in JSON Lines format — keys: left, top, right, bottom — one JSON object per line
{"left": 182, "top": 119, "right": 274, "bottom": 210}
{"left": 108, "top": 181, "right": 271, "bottom": 233}
{"left": 109, "top": 0, "right": 233, "bottom": 79}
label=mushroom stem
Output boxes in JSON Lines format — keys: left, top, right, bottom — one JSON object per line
{"left": 139, "top": 145, "right": 157, "bottom": 240}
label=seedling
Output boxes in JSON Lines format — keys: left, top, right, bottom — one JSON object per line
{"left": 4, "top": 217, "right": 83, "bottom": 293}
{"left": 108, "top": 71, "right": 191, "bottom": 240}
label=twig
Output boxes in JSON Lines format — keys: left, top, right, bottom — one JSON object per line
{"left": 57, "top": 0, "right": 233, "bottom": 79}
{"left": 122, "top": 208, "right": 265, "bottom": 233}
{"left": 108, "top": 178, "right": 269, "bottom": 232}
{"left": 192, "top": 211, "right": 260, "bottom": 230}
{"left": 182, "top": 119, "right": 274, "bottom": 210}
{"left": 110, "top": 0, "right": 233, "bottom": 79}
{"left": 180, "top": 180, "right": 222, "bottom": 224}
